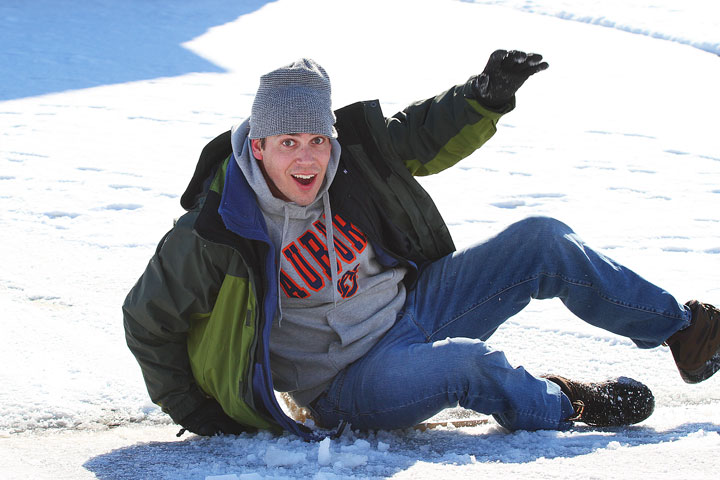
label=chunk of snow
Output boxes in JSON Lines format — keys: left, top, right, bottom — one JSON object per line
{"left": 264, "top": 446, "right": 306, "bottom": 467}
{"left": 318, "top": 437, "right": 332, "bottom": 466}
{"left": 333, "top": 452, "right": 368, "bottom": 469}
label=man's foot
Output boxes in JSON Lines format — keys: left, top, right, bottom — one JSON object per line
{"left": 544, "top": 375, "right": 655, "bottom": 427}
{"left": 666, "top": 300, "right": 720, "bottom": 384}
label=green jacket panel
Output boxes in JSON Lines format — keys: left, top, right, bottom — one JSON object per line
{"left": 187, "top": 273, "right": 276, "bottom": 430}
{"left": 123, "top": 209, "right": 234, "bottom": 422}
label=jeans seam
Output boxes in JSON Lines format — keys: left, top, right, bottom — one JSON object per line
{"left": 430, "top": 272, "right": 685, "bottom": 339}
{"left": 324, "top": 370, "right": 348, "bottom": 416}
{"left": 350, "top": 389, "right": 503, "bottom": 420}
{"left": 429, "top": 273, "right": 568, "bottom": 338}
{"left": 405, "top": 309, "right": 432, "bottom": 342}
{"left": 319, "top": 375, "right": 565, "bottom": 429}
{"left": 500, "top": 407, "right": 566, "bottom": 428}
{"left": 347, "top": 391, "right": 565, "bottom": 430}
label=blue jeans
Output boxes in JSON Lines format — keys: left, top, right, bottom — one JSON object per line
{"left": 309, "top": 217, "right": 691, "bottom": 431}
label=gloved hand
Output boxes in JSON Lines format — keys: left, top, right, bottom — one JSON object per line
{"left": 473, "top": 49, "right": 549, "bottom": 108}
{"left": 177, "top": 398, "right": 248, "bottom": 436}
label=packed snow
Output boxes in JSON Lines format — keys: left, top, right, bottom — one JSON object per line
{"left": 1, "top": 0, "right": 719, "bottom": 478}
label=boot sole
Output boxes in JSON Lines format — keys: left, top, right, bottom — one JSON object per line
{"left": 678, "top": 348, "right": 720, "bottom": 384}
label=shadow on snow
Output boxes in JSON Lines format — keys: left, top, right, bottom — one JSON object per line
{"left": 0, "top": 0, "right": 272, "bottom": 101}
{"left": 82, "top": 422, "right": 720, "bottom": 479}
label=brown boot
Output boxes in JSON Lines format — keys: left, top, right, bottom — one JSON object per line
{"left": 666, "top": 300, "right": 720, "bottom": 384}
{"left": 544, "top": 375, "right": 655, "bottom": 427}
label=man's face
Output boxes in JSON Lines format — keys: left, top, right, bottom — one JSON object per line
{"left": 251, "top": 133, "right": 332, "bottom": 206}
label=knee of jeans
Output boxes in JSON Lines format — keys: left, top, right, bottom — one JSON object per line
{"left": 435, "top": 338, "right": 512, "bottom": 375}
{"left": 514, "top": 216, "right": 573, "bottom": 239}
{"left": 511, "top": 216, "right": 580, "bottom": 255}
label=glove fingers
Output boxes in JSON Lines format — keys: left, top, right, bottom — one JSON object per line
{"left": 191, "top": 419, "right": 247, "bottom": 436}
{"left": 220, "top": 422, "right": 249, "bottom": 436}
{"left": 525, "top": 53, "right": 549, "bottom": 75}
{"left": 506, "top": 50, "right": 528, "bottom": 64}
{"left": 482, "top": 49, "right": 508, "bottom": 74}
{"left": 526, "top": 60, "right": 549, "bottom": 76}
{"left": 502, "top": 51, "right": 549, "bottom": 74}
{"left": 490, "top": 49, "right": 508, "bottom": 61}
{"left": 178, "top": 398, "right": 248, "bottom": 437}
{"left": 191, "top": 421, "right": 223, "bottom": 436}
{"left": 526, "top": 53, "right": 545, "bottom": 67}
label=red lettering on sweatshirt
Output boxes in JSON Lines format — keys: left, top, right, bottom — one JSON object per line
{"left": 298, "top": 230, "right": 342, "bottom": 280}
{"left": 283, "top": 243, "right": 324, "bottom": 292}
{"left": 279, "top": 269, "right": 309, "bottom": 299}
{"left": 313, "top": 219, "right": 356, "bottom": 264}
{"left": 280, "top": 214, "right": 368, "bottom": 299}
{"left": 332, "top": 215, "right": 367, "bottom": 254}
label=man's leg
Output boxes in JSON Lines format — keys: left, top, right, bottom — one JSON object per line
{"left": 310, "top": 328, "right": 576, "bottom": 431}
{"left": 411, "top": 215, "right": 691, "bottom": 347}
{"left": 311, "top": 216, "right": 690, "bottom": 431}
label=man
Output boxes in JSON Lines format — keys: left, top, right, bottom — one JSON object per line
{"left": 123, "top": 53, "right": 720, "bottom": 438}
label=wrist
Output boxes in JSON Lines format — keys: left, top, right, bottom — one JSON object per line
{"left": 468, "top": 74, "right": 514, "bottom": 110}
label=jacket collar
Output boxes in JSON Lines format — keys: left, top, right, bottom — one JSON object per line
{"left": 217, "top": 153, "right": 270, "bottom": 244}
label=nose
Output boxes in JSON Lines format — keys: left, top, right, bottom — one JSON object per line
{"left": 295, "top": 144, "right": 315, "bottom": 164}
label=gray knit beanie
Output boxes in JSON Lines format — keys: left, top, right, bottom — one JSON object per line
{"left": 249, "top": 58, "right": 336, "bottom": 139}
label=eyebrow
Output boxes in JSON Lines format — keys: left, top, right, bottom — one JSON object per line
{"left": 278, "top": 133, "right": 327, "bottom": 140}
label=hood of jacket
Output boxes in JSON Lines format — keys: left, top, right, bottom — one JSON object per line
{"left": 230, "top": 118, "right": 341, "bottom": 223}
{"left": 228, "top": 118, "right": 344, "bottom": 308}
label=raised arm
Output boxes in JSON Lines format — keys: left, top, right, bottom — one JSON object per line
{"left": 387, "top": 50, "right": 548, "bottom": 176}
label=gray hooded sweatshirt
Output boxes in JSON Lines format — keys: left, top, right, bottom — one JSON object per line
{"left": 231, "top": 119, "right": 407, "bottom": 406}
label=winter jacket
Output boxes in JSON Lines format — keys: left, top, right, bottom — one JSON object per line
{"left": 122, "top": 76, "right": 512, "bottom": 438}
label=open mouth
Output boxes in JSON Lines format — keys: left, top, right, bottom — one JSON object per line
{"left": 292, "top": 174, "right": 316, "bottom": 186}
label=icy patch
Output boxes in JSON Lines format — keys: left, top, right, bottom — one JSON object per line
{"left": 491, "top": 199, "right": 526, "bottom": 209}
{"left": 264, "top": 446, "right": 306, "bottom": 467}
{"left": 43, "top": 211, "right": 81, "bottom": 219}
{"left": 332, "top": 452, "right": 369, "bottom": 469}
{"left": 109, "top": 184, "right": 151, "bottom": 191}
{"left": 315, "top": 437, "right": 371, "bottom": 469}
{"left": 102, "top": 203, "right": 143, "bottom": 211}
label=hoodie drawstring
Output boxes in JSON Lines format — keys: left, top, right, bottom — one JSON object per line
{"left": 275, "top": 191, "right": 339, "bottom": 328}
{"left": 322, "top": 192, "right": 339, "bottom": 307}
{"left": 277, "top": 204, "right": 292, "bottom": 327}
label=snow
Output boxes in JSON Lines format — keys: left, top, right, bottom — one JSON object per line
{"left": 466, "top": 0, "right": 720, "bottom": 56}
{"left": 1, "top": 0, "right": 719, "bottom": 478}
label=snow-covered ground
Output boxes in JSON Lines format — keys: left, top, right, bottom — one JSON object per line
{"left": 1, "top": 0, "right": 719, "bottom": 478}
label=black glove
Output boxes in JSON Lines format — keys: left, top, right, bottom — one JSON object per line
{"left": 177, "top": 398, "right": 249, "bottom": 436}
{"left": 473, "top": 49, "right": 549, "bottom": 108}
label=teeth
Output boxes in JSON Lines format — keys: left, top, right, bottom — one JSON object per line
{"left": 292, "top": 174, "right": 315, "bottom": 179}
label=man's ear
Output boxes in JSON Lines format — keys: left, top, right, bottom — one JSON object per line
{"left": 250, "top": 138, "right": 264, "bottom": 160}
